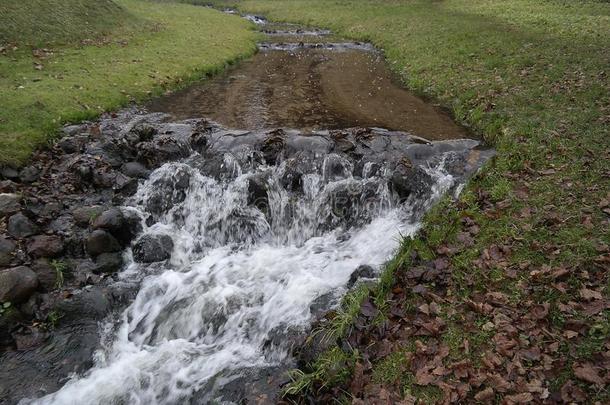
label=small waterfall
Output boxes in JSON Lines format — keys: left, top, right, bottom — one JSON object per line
{"left": 28, "top": 141, "right": 461, "bottom": 404}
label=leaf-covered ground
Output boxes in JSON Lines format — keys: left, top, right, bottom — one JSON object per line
{"left": 217, "top": 0, "right": 610, "bottom": 403}
{"left": 0, "top": 0, "right": 258, "bottom": 166}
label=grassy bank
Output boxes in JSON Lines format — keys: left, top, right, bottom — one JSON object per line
{"left": 0, "top": 0, "right": 138, "bottom": 46}
{"left": 220, "top": 0, "right": 610, "bottom": 402}
{"left": 0, "top": 0, "right": 258, "bottom": 166}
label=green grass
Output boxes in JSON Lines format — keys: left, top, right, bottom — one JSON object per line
{"left": 0, "top": 0, "right": 138, "bottom": 47}
{"left": 216, "top": 0, "right": 610, "bottom": 401}
{"left": 0, "top": 0, "right": 258, "bottom": 166}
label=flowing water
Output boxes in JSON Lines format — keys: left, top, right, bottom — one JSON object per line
{"left": 18, "top": 14, "right": 492, "bottom": 405}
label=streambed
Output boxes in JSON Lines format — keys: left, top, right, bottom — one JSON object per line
{"left": 1, "top": 14, "right": 491, "bottom": 405}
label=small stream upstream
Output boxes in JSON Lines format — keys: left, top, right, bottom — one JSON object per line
{"left": 9, "top": 13, "right": 492, "bottom": 405}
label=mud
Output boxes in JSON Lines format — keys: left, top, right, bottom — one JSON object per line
{"left": 148, "top": 23, "right": 467, "bottom": 141}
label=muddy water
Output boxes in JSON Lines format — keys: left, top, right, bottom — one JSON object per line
{"left": 148, "top": 24, "right": 466, "bottom": 140}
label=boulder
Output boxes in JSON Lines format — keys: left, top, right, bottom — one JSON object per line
{"left": 0, "top": 193, "right": 21, "bottom": 217}
{"left": 72, "top": 205, "right": 104, "bottom": 227}
{"left": 0, "top": 237, "right": 16, "bottom": 266}
{"left": 93, "top": 252, "right": 123, "bottom": 274}
{"left": 0, "top": 266, "right": 38, "bottom": 303}
{"left": 120, "top": 162, "right": 150, "bottom": 179}
{"left": 92, "top": 208, "right": 139, "bottom": 245}
{"left": 85, "top": 230, "right": 121, "bottom": 257}
{"left": 390, "top": 162, "right": 434, "bottom": 201}
{"left": 26, "top": 235, "right": 64, "bottom": 258}
{"left": 132, "top": 234, "right": 174, "bottom": 263}
{"left": 7, "top": 213, "right": 39, "bottom": 238}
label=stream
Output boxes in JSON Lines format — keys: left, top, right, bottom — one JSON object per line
{"left": 11, "top": 14, "right": 492, "bottom": 405}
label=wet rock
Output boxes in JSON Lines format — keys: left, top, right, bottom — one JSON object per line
{"left": 73, "top": 205, "right": 104, "bottom": 227}
{"left": 93, "top": 252, "right": 123, "bottom": 274}
{"left": 0, "top": 237, "right": 16, "bottom": 266}
{"left": 0, "top": 193, "right": 21, "bottom": 217}
{"left": 121, "top": 161, "right": 150, "bottom": 179}
{"left": 85, "top": 230, "right": 121, "bottom": 257}
{"left": 247, "top": 174, "right": 269, "bottom": 210}
{"left": 347, "top": 264, "right": 375, "bottom": 288}
{"left": 145, "top": 168, "right": 191, "bottom": 216}
{"left": 55, "top": 286, "right": 112, "bottom": 324}
{"left": 132, "top": 234, "right": 174, "bottom": 263}
{"left": 130, "top": 122, "right": 157, "bottom": 141}
{"left": 310, "top": 292, "right": 337, "bottom": 319}
{"left": 7, "top": 213, "right": 39, "bottom": 238}
{"left": 261, "top": 131, "right": 285, "bottom": 165}
{"left": 137, "top": 135, "right": 191, "bottom": 166}
{"left": 19, "top": 166, "right": 40, "bottom": 183}
{"left": 391, "top": 161, "right": 435, "bottom": 201}
{"left": 0, "top": 266, "right": 38, "bottom": 303}
{"left": 14, "top": 328, "right": 49, "bottom": 350}
{"left": 27, "top": 235, "right": 64, "bottom": 258}
{"left": 31, "top": 259, "right": 58, "bottom": 292}
{"left": 92, "top": 207, "right": 139, "bottom": 245}
{"left": 279, "top": 163, "right": 303, "bottom": 192}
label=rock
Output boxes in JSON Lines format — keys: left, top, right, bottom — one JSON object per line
{"left": 0, "top": 193, "right": 21, "bottom": 217}
{"left": 130, "top": 123, "right": 157, "bottom": 141}
{"left": 14, "top": 328, "right": 49, "bottom": 350}
{"left": 85, "top": 230, "right": 121, "bottom": 257}
{"left": 92, "top": 208, "right": 139, "bottom": 245}
{"left": 72, "top": 205, "right": 104, "bottom": 227}
{"left": 7, "top": 213, "right": 39, "bottom": 238}
{"left": 261, "top": 132, "right": 285, "bottom": 165}
{"left": 137, "top": 135, "right": 191, "bottom": 166}
{"left": 48, "top": 215, "right": 74, "bottom": 235}
{"left": 0, "top": 180, "right": 18, "bottom": 193}
{"left": 19, "top": 166, "right": 40, "bottom": 183}
{"left": 132, "top": 234, "right": 174, "bottom": 263}
{"left": 0, "top": 167, "right": 19, "bottom": 180}
{"left": 57, "top": 137, "right": 79, "bottom": 154}
{"left": 347, "top": 264, "right": 376, "bottom": 288}
{"left": 30, "top": 260, "right": 58, "bottom": 292}
{"left": 247, "top": 174, "right": 268, "bottom": 211}
{"left": 93, "top": 252, "right": 123, "bottom": 274}
{"left": 55, "top": 286, "right": 111, "bottom": 323}
{"left": 390, "top": 162, "right": 434, "bottom": 201}
{"left": 0, "top": 266, "right": 38, "bottom": 303}
{"left": 0, "top": 237, "right": 16, "bottom": 266}
{"left": 145, "top": 168, "right": 190, "bottom": 216}
{"left": 26, "top": 235, "right": 64, "bottom": 259}
{"left": 120, "top": 162, "right": 150, "bottom": 179}
{"left": 0, "top": 306, "right": 22, "bottom": 347}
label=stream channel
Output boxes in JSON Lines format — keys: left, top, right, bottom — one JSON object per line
{"left": 8, "top": 12, "right": 493, "bottom": 405}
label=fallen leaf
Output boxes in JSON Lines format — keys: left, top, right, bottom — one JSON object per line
{"left": 573, "top": 364, "right": 605, "bottom": 386}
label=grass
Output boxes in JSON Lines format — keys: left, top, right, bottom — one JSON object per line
{"left": 0, "top": 0, "right": 258, "bottom": 166}
{"left": 213, "top": 0, "right": 610, "bottom": 401}
{"left": 0, "top": 0, "right": 138, "bottom": 47}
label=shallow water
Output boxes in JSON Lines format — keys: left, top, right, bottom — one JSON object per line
{"left": 148, "top": 24, "right": 466, "bottom": 140}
